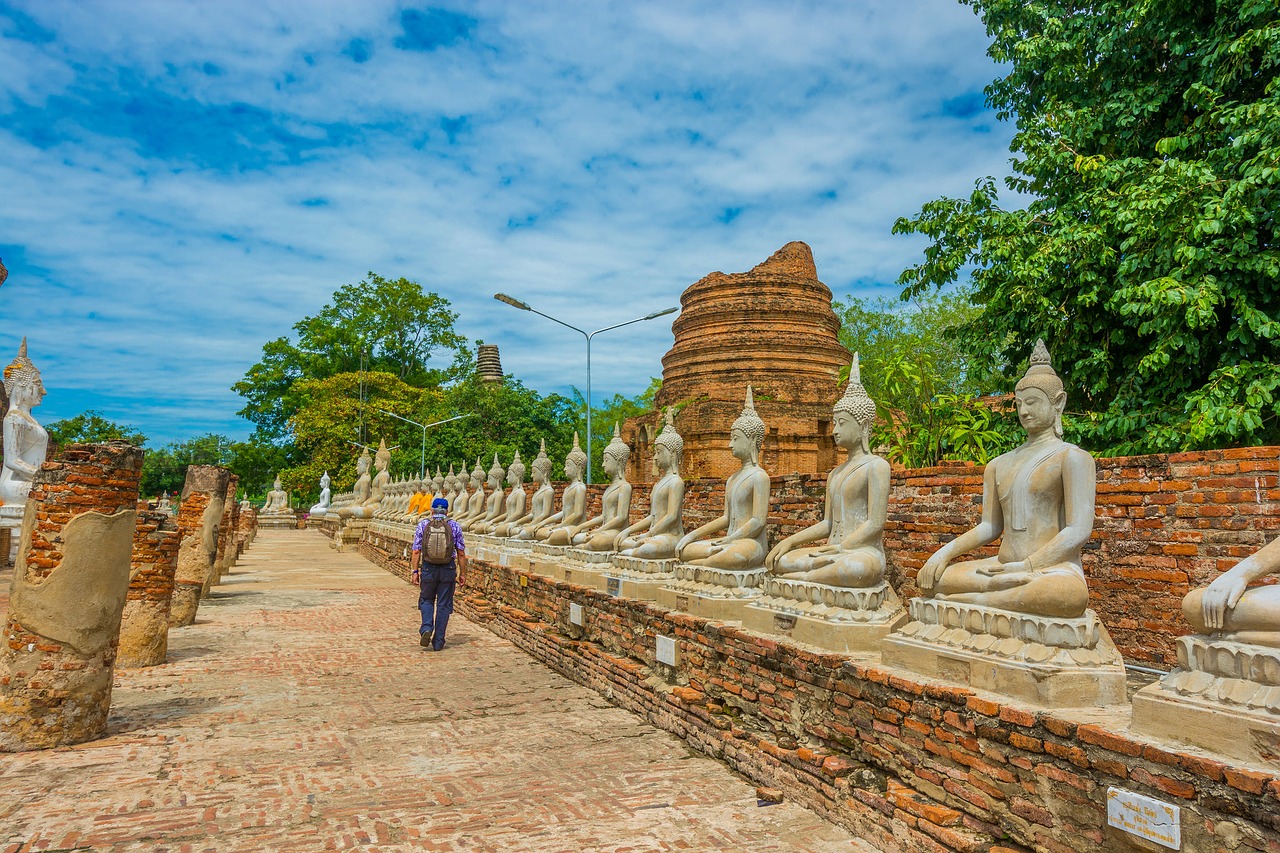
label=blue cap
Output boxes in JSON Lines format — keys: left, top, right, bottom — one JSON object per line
{"left": 431, "top": 497, "right": 449, "bottom": 510}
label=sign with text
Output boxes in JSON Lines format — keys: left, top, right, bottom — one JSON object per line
{"left": 656, "top": 635, "right": 677, "bottom": 666}
{"left": 1107, "top": 787, "right": 1180, "bottom": 850}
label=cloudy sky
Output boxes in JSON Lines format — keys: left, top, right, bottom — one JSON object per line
{"left": 0, "top": 1, "right": 1014, "bottom": 446}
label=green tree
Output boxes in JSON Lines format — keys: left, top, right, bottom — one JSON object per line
{"left": 139, "top": 434, "right": 235, "bottom": 498}
{"left": 234, "top": 272, "right": 469, "bottom": 440}
{"left": 894, "top": 0, "right": 1280, "bottom": 455}
{"left": 46, "top": 410, "right": 146, "bottom": 447}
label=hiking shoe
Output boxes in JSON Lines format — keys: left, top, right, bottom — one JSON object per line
{"left": 419, "top": 632, "right": 431, "bottom": 647}
{"left": 433, "top": 640, "right": 445, "bottom": 652}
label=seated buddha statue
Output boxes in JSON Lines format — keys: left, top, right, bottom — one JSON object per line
{"left": 542, "top": 433, "right": 588, "bottom": 544}
{"left": 515, "top": 440, "right": 556, "bottom": 540}
{"left": 617, "top": 408, "right": 686, "bottom": 560}
{"left": 337, "top": 440, "right": 391, "bottom": 520}
{"left": 309, "top": 471, "right": 331, "bottom": 517}
{"left": 458, "top": 458, "right": 488, "bottom": 530}
{"left": 0, "top": 338, "right": 48, "bottom": 511}
{"left": 767, "top": 354, "right": 889, "bottom": 587}
{"left": 493, "top": 451, "right": 531, "bottom": 538}
{"left": 261, "top": 475, "right": 291, "bottom": 516}
{"left": 676, "top": 386, "right": 771, "bottom": 570}
{"left": 568, "top": 424, "right": 632, "bottom": 551}
{"left": 916, "top": 340, "right": 1095, "bottom": 619}
{"left": 470, "top": 454, "right": 508, "bottom": 534}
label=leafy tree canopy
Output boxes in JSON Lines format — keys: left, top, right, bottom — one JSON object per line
{"left": 234, "top": 272, "right": 469, "bottom": 440}
{"left": 895, "top": 0, "right": 1280, "bottom": 455}
{"left": 46, "top": 409, "right": 146, "bottom": 447}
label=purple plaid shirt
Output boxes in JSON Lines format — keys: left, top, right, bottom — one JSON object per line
{"left": 412, "top": 513, "right": 465, "bottom": 555}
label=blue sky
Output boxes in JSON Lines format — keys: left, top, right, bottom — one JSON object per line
{"left": 0, "top": 1, "right": 1014, "bottom": 446}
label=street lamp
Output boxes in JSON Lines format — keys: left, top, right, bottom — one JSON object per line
{"left": 493, "top": 294, "right": 679, "bottom": 484}
{"left": 376, "top": 410, "right": 473, "bottom": 479}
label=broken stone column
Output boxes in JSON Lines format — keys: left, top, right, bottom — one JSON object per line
{"left": 208, "top": 473, "right": 238, "bottom": 591}
{"left": 0, "top": 441, "right": 144, "bottom": 751}
{"left": 237, "top": 501, "right": 257, "bottom": 551}
{"left": 117, "top": 510, "right": 180, "bottom": 668}
{"left": 169, "top": 465, "right": 229, "bottom": 627}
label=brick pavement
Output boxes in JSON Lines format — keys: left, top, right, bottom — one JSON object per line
{"left": 0, "top": 530, "right": 869, "bottom": 852}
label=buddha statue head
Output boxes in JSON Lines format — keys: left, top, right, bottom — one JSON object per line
{"left": 432, "top": 467, "right": 445, "bottom": 494}
{"left": 833, "top": 352, "right": 877, "bottom": 453}
{"left": 486, "top": 453, "right": 505, "bottom": 488}
{"left": 445, "top": 464, "right": 457, "bottom": 493}
{"left": 653, "top": 407, "right": 684, "bottom": 475}
{"left": 4, "top": 337, "right": 44, "bottom": 412}
{"left": 470, "top": 457, "right": 485, "bottom": 489}
{"left": 1014, "top": 339, "right": 1066, "bottom": 439}
{"left": 602, "top": 423, "right": 631, "bottom": 478}
{"left": 730, "top": 385, "right": 766, "bottom": 464}
{"left": 320, "top": 470, "right": 331, "bottom": 489}
{"left": 356, "top": 447, "right": 372, "bottom": 477}
{"left": 532, "top": 439, "right": 553, "bottom": 485}
{"left": 272, "top": 474, "right": 284, "bottom": 492}
{"left": 565, "top": 432, "right": 587, "bottom": 483}
{"left": 374, "top": 439, "right": 391, "bottom": 473}
{"left": 507, "top": 451, "right": 526, "bottom": 486}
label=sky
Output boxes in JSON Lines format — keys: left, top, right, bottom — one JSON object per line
{"left": 0, "top": 1, "right": 1016, "bottom": 446}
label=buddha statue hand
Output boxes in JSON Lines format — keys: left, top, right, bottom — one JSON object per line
{"left": 973, "top": 561, "right": 1035, "bottom": 590}
{"left": 918, "top": 552, "right": 948, "bottom": 593}
{"left": 1200, "top": 562, "right": 1252, "bottom": 631}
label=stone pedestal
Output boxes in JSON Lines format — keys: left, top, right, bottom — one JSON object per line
{"left": 527, "top": 543, "right": 570, "bottom": 577}
{"left": 257, "top": 515, "right": 297, "bottom": 529}
{"left": 0, "top": 441, "right": 144, "bottom": 751}
{"left": 333, "top": 519, "right": 368, "bottom": 552}
{"left": 117, "top": 511, "right": 181, "bottom": 668}
{"left": 656, "top": 564, "right": 768, "bottom": 622}
{"left": 600, "top": 556, "right": 678, "bottom": 601}
{"left": 881, "top": 598, "right": 1127, "bottom": 708}
{"left": 741, "top": 578, "right": 907, "bottom": 653}
{"left": 1132, "top": 635, "right": 1280, "bottom": 767}
{"left": 169, "top": 465, "right": 230, "bottom": 628}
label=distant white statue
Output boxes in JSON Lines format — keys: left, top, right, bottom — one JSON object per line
{"left": 309, "top": 471, "right": 332, "bottom": 517}
{"left": 261, "top": 474, "right": 292, "bottom": 517}
{"left": 0, "top": 338, "right": 48, "bottom": 561}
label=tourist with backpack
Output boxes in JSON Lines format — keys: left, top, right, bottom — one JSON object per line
{"left": 411, "top": 497, "right": 467, "bottom": 650}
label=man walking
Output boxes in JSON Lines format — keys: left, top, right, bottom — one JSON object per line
{"left": 411, "top": 496, "right": 467, "bottom": 651}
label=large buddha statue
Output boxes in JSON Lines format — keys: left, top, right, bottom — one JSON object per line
{"left": 156, "top": 491, "right": 176, "bottom": 516}
{"left": 676, "top": 386, "right": 770, "bottom": 570}
{"left": 515, "top": 440, "right": 556, "bottom": 540}
{"left": 470, "top": 454, "right": 507, "bottom": 534}
{"left": 916, "top": 340, "right": 1094, "bottom": 619}
{"left": 617, "top": 409, "right": 686, "bottom": 560}
{"left": 766, "top": 354, "right": 888, "bottom": 587}
{"left": 569, "top": 424, "right": 633, "bottom": 551}
{"left": 261, "top": 474, "right": 291, "bottom": 517}
{"left": 308, "top": 472, "right": 331, "bottom": 517}
{"left": 541, "top": 434, "right": 588, "bottom": 544}
{"left": 0, "top": 338, "right": 48, "bottom": 513}
{"left": 337, "top": 440, "right": 390, "bottom": 520}
{"left": 493, "top": 452, "right": 532, "bottom": 538}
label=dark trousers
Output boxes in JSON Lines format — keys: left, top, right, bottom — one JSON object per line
{"left": 418, "top": 563, "right": 456, "bottom": 649}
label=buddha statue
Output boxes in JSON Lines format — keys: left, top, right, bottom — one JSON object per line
{"left": 1183, "top": 535, "right": 1280, "bottom": 647}
{"left": 515, "top": 439, "right": 556, "bottom": 540}
{"left": 458, "top": 458, "right": 488, "bottom": 530}
{"left": 916, "top": 340, "right": 1094, "bottom": 619}
{"left": 261, "top": 474, "right": 291, "bottom": 517}
{"left": 569, "top": 424, "right": 633, "bottom": 551}
{"left": 767, "top": 354, "right": 889, "bottom": 587}
{"left": 617, "top": 408, "right": 686, "bottom": 560}
{"left": 542, "top": 433, "right": 589, "bottom": 544}
{"left": 308, "top": 472, "right": 331, "bottom": 517}
{"left": 0, "top": 338, "right": 48, "bottom": 513}
{"left": 493, "top": 451, "right": 531, "bottom": 538}
{"left": 443, "top": 464, "right": 459, "bottom": 511}
{"left": 449, "top": 461, "right": 469, "bottom": 519}
{"left": 431, "top": 467, "right": 445, "bottom": 502}
{"left": 156, "top": 491, "right": 175, "bottom": 516}
{"left": 337, "top": 440, "right": 390, "bottom": 520}
{"left": 470, "top": 454, "right": 507, "bottom": 534}
{"left": 676, "top": 386, "right": 770, "bottom": 570}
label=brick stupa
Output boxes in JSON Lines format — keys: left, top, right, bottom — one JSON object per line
{"left": 624, "top": 242, "right": 850, "bottom": 481}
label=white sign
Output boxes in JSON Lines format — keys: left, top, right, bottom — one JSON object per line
{"left": 569, "top": 603, "right": 583, "bottom": 626}
{"left": 1107, "top": 787, "right": 1180, "bottom": 850}
{"left": 498, "top": 551, "right": 509, "bottom": 566}
{"left": 656, "top": 635, "right": 677, "bottom": 666}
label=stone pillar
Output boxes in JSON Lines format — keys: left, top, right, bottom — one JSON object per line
{"left": 169, "top": 465, "right": 229, "bottom": 628}
{"left": 0, "top": 441, "right": 144, "bottom": 751}
{"left": 117, "top": 510, "right": 180, "bottom": 668}
{"left": 209, "top": 473, "right": 238, "bottom": 589}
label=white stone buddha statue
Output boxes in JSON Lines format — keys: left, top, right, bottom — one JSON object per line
{"left": 767, "top": 354, "right": 889, "bottom": 587}
{"left": 337, "top": 441, "right": 390, "bottom": 521}
{"left": 617, "top": 408, "right": 686, "bottom": 560}
{"left": 569, "top": 424, "right": 633, "bottom": 551}
{"left": 261, "top": 474, "right": 291, "bottom": 517}
{"left": 542, "top": 433, "right": 588, "bottom": 544}
{"left": 156, "top": 491, "right": 175, "bottom": 516}
{"left": 309, "top": 471, "right": 332, "bottom": 517}
{"left": 493, "top": 451, "right": 531, "bottom": 538}
{"left": 0, "top": 338, "right": 48, "bottom": 512}
{"left": 470, "top": 454, "right": 507, "bottom": 534}
{"left": 916, "top": 340, "right": 1094, "bottom": 619}
{"left": 443, "top": 465, "right": 459, "bottom": 512}
{"left": 458, "top": 458, "right": 488, "bottom": 530}
{"left": 677, "top": 386, "right": 770, "bottom": 570}
{"left": 515, "top": 439, "right": 556, "bottom": 540}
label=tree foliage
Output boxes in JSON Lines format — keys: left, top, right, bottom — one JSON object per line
{"left": 894, "top": 0, "right": 1280, "bottom": 455}
{"left": 46, "top": 410, "right": 146, "bottom": 447}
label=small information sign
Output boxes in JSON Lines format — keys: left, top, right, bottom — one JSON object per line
{"left": 1107, "top": 787, "right": 1180, "bottom": 850}
{"left": 569, "top": 603, "right": 584, "bottom": 626}
{"left": 656, "top": 635, "right": 677, "bottom": 666}
{"left": 606, "top": 577, "right": 621, "bottom": 597}
{"left": 499, "top": 552, "right": 509, "bottom": 566}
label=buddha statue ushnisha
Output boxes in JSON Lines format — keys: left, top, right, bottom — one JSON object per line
{"left": 917, "top": 340, "right": 1095, "bottom": 619}
{"left": 569, "top": 423, "right": 633, "bottom": 551}
{"left": 0, "top": 338, "right": 47, "bottom": 510}
{"left": 767, "top": 354, "right": 890, "bottom": 587}
{"left": 617, "top": 408, "right": 686, "bottom": 560}
{"left": 676, "top": 386, "right": 770, "bottom": 570}
{"left": 542, "top": 433, "right": 588, "bottom": 544}
{"left": 516, "top": 439, "right": 556, "bottom": 540}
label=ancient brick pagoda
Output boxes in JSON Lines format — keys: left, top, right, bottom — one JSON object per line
{"left": 624, "top": 241, "right": 850, "bottom": 481}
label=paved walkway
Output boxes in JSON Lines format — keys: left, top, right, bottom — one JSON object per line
{"left": 0, "top": 529, "right": 868, "bottom": 852}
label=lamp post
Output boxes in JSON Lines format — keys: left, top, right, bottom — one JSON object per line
{"left": 493, "top": 294, "right": 678, "bottom": 484}
{"left": 376, "top": 410, "right": 473, "bottom": 479}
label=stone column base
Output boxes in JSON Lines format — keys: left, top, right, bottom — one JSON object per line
{"left": 741, "top": 579, "right": 907, "bottom": 653}
{"left": 881, "top": 598, "right": 1127, "bottom": 708}
{"left": 656, "top": 565, "right": 768, "bottom": 622}
{"left": 1131, "top": 635, "right": 1280, "bottom": 767}
{"left": 257, "top": 516, "right": 297, "bottom": 529}
{"left": 598, "top": 557, "right": 679, "bottom": 601}
{"left": 333, "top": 520, "right": 368, "bottom": 552}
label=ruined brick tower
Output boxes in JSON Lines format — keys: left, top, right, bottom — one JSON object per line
{"left": 625, "top": 242, "right": 850, "bottom": 481}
